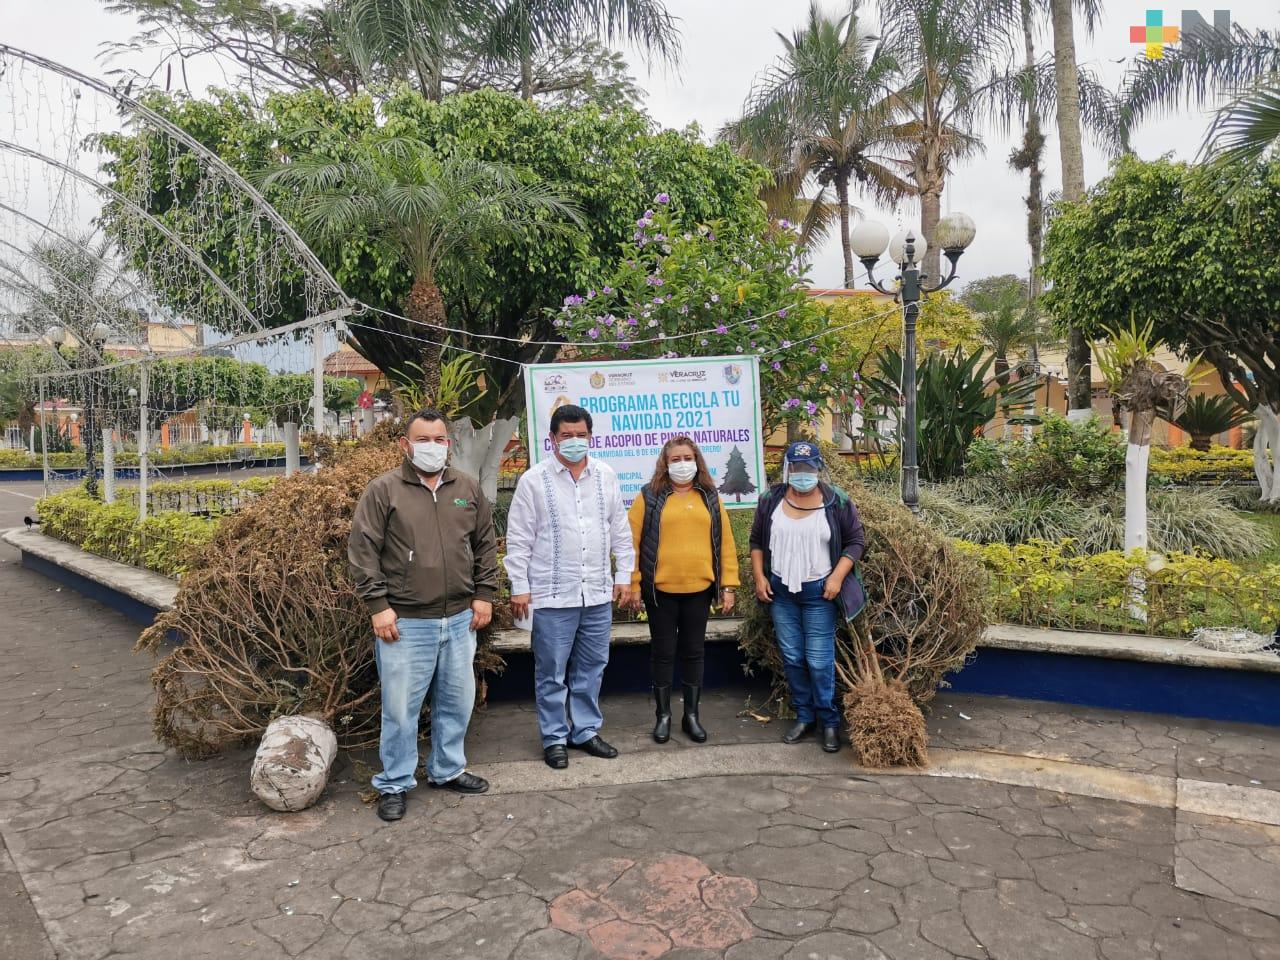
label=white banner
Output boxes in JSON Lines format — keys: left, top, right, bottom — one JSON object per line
{"left": 523, "top": 355, "right": 765, "bottom": 509}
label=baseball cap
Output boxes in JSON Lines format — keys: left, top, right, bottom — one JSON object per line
{"left": 783, "top": 441, "right": 823, "bottom": 468}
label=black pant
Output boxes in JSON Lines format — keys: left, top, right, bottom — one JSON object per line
{"left": 643, "top": 587, "right": 714, "bottom": 686}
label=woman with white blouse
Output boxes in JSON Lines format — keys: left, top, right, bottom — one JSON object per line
{"left": 748, "top": 442, "right": 866, "bottom": 754}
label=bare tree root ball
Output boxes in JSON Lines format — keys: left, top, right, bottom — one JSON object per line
{"left": 844, "top": 680, "right": 928, "bottom": 768}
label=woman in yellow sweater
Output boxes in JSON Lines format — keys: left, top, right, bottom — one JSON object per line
{"left": 627, "top": 436, "right": 739, "bottom": 743}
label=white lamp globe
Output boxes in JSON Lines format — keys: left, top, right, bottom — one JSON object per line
{"left": 45, "top": 324, "right": 66, "bottom": 346}
{"left": 89, "top": 321, "right": 113, "bottom": 343}
{"left": 935, "top": 212, "right": 977, "bottom": 252}
{"left": 850, "top": 220, "right": 890, "bottom": 260}
{"left": 888, "top": 229, "right": 927, "bottom": 265}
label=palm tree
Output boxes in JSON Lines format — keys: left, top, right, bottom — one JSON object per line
{"left": 1120, "top": 22, "right": 1280, "bottom": 169}
{"left": 1172, "top": 394, "right": 1254, "bottom": 452}
{"left": 960, "top": 274, "right": 1039, "bottom": 382}
{"left": 1009, "top": 0, "right": 1046, "bottom": 311}
{"left": 482, "top": 0, "right": 681, "bottom": 100}
{"left": 721, "top": 2, "right": 914, "bottom": 286}
{"left": 877, "top": 0, "right": 1019, "bottom": 280}
{"left": 262, "top": 134, "right": 581, "bottom": 401}
{"left": 1046, "top": 0, "right": 1098, "bottom": 419}
{"left": 337, "top": 0, "right": 469, "bottom": 100}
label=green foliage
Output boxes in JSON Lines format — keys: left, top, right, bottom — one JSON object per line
{"left": 866, "top": 345, "right": 1037, "bottom": 481}
{"left": 1149, "top": 444, "right": 1261, "bottom": 482}
{"left": 961, "top": 539, "right": 1280, "bottom": 637}
{"left": 916, "top": 479, "right": 1273, "bottom": 560}
{"left": 1043, "top": 154, "right": 1280, "bottom": 413}
{"left": 556, "top": 198, "right": 846, "bottom": 431}
{"left": 1172, "top": 395, "right": 1254, "bottom": 451}
{"left": 0, "top": 442, "right": 297, "bottom": 470}
{"left": 35, "top": 490, "right": 217, "bottom": 578}
{"left": 96, "top": 88, "right": 768, "bottom": 417}
{"left": 967, "top": 411, "right": 1126, "bottom": 497}
{"left": 719, "top": 2, "right": 913, "bottom": 254}
{"left": 959, "top": 273, "right": 1042, "bottom": 369}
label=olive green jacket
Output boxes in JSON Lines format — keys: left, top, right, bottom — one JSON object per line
{"left": 348, "top": 460, "right": 498, "bottom": 619}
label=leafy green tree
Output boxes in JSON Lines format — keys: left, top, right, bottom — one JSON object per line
{"left": 720, "top": 2, "right": 914, "bottom": 277}
{"left": 1043, "top": 154, "right": 1280, "bottom": 503}
{"left": 263, "top": 128, "right": 581, "bottom": 402}
{"left": 106, "top": 0, "right": 665, "bottom": 109}
{"left": 555, "top": 197, "right": 845, "bottom": 433}
{"left": 98, "top": 88, "right": 768, "bottom": 417}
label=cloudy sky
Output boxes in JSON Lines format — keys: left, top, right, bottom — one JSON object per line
{"left": 4, "top": 0, "right": 1273, "bottom": 294}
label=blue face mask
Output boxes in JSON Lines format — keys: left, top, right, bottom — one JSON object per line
{"left": 788, "top": 473, "right": 819, "bottom": 493}
{"left": 558, "top": 437, "right": 590, "bottom": 463}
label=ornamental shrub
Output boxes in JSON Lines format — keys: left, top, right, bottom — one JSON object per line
{"left": 1150, "top": 444, "right": 1261, "bottom": 483}
{"left": 914, "top": 479, "right": 1272, "bottom": 559}
{"left": 34, "top": 490, "right": 216, "bottom": 577}
{"left": 980, "top": 412, "right": 1126, "bottom": 496}
{"left": 136, "top": 421, "right": 504, "bottom": 758}
{"left": 961, "top": 539, "right": 1280, "bottom": 637}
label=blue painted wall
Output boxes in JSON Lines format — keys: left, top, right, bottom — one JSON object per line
{"left": 20, "top": 545, "right": 1280, "bottom": 728}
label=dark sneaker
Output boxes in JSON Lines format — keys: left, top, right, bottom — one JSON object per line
{"left": 429, "top": 772, "right": 490, "bottom": 795}
{"left": 782, "top": 721, "right": 816, "bottom": 744}
{"left": 568, "top": 735, "right": 619, "bottom": 759}
{"left": 376, "top": 791, "right": 406, "bottom": 822}
{"left": 544, "top": 744, "right": 569, "bottom": 769}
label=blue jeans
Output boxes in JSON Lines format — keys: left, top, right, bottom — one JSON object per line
{"left": 531, "top": 603, "right": 613, "bottom": 748}
{"left": 768, "top": 574, "right": 840, "bottom": 727}
{"left": 371, "top": 610, "right": 476, "bottom": 793}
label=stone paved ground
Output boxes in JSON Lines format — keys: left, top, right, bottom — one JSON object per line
{"left": 4, "top": 527, "right": 1280, "bottom": 959}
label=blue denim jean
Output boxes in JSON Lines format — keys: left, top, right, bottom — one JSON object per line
{"left": 531, "top": 603, "right": 614, "bottom": 748}
{"left": 768, "top": 573, "right": 840, "bottom": 727}
{"left": 371, "top": 610, "right": 476, "bottom": 793}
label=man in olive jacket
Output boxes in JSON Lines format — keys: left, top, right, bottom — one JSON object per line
{"left": 348, "top": 409, "right": 499, "bottom": 822}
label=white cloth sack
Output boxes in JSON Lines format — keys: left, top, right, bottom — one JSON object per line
{"left": 250, "top": 715, "right": 338, "bottom": 812}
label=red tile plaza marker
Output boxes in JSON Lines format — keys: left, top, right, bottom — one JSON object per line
{"left": 1130, "top": 10, "right": 1181, "bottom": 59}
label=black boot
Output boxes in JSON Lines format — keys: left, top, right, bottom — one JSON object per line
{"left": 782, "top": 720, "right": 815, "bottom": 744}
{"left": 681, "top": 684, "right": 707, "bottom": 743}
{"left": 652, "top": 684, "right": 672, "bottom": 743}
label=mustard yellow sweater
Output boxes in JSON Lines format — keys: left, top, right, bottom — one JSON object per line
{"left": 627, "top": 490, "right": 741, "bottom": 594}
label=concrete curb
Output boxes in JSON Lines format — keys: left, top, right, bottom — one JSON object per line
{"left": 10, "top": 527, "right": 1276, "bottom": 678}
{"left": 468, "top": 740, "right": 1280, "bottom": 833}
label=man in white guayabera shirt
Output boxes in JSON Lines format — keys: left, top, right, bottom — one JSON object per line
{"left": 505, "top": 404, "right": 636, "bottom": 770}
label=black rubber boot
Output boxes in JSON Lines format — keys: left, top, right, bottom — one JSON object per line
{"left": 652, "top": 684, "right": 672, "bottom": 743}
{"left": 681, "top": 683, "right": 708, "bottom": 743}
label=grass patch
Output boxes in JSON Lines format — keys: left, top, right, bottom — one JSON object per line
{"left": 1243, "top": 511, "right": 1280, "bottom": 570}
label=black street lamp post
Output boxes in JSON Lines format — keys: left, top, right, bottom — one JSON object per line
{"left": 851, "top": 214, "right": 976, "bottom": 513}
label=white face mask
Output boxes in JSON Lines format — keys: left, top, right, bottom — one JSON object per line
{"left": 410, "top": 440, "right": 448, "bottom": 474}
{"left": 668, "top": 460, "right": 698, "bottom": 484}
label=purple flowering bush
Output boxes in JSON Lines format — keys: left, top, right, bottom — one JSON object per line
{"left": 556, "top": 196, "right": 846, "bottom": 431}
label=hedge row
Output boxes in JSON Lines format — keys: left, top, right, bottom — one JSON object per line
{"left": 959, "top": 539, "right": 1280, "bottom": 638}
{"left": 36, "top": 490, "right": 217, "bottom": 577}
{"left": 0, "top": 442, "right": 296, "bottom": 470}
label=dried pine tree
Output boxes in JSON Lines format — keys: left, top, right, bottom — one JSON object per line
{"left": 136, "top": 421, "right": 504, "bottom": 758}
{"left": 739, "top": 444, "right": 986, "bottom": 766}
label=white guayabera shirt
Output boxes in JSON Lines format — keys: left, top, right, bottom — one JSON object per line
{"left": 504, "top": 456, "right": 635, "bottom": 609}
